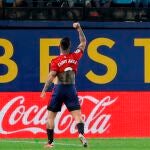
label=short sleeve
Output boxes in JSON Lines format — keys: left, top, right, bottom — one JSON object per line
{"left": 50, "top": 59, "right": 59, "bottom": 72}
{"left": 73, "top": 48, "right": 83, "bottom": 60}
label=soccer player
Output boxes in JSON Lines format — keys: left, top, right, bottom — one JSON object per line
{"left": 40, "top": 22, "right": 87, "bottom": 148}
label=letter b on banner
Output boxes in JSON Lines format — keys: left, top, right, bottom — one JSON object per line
{"left": 0, "top": 39, "right": 18, "bottom": 83}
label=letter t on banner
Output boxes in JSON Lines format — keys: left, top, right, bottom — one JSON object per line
{"left": 134, "top": 38, "right": 150, "bottom": 83}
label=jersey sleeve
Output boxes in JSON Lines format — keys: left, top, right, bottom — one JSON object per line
{"left": 50, "top": 59, "right": 59, "bottom": 72}
{"left": 73, "top": 48, "right": 84, "bottom": 60}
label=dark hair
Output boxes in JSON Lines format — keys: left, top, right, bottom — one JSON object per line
{"left": 60, "top": 37, "right": 71, "bottom": 50}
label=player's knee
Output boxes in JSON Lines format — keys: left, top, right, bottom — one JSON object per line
{"left": 74, "top": 115, "right": 83, "bottom": 123}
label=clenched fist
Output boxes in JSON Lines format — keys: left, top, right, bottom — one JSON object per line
{"left": 73, "top": 22, "right": 80, "bottom": 29}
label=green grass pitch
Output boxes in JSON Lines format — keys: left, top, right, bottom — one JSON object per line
{"left": 0, "top": 138, "right": 150, "bottom": 150}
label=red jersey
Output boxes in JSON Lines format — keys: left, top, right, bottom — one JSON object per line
{"left": 50, "top": 48, "right": 83, "bottom": 73}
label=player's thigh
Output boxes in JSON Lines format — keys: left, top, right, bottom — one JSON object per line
{"left": 47, "top": 88, "right": 63, "bottom": 112}
{"left": 48, "top": 96, "right": 63, "bottom": 112}
{"left": 64, "top": 90, "right": 80, "bottom": 111}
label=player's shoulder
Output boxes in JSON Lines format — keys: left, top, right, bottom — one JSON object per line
{"left": 74, "top": 47, "right": 84, "bottom": 54}
{"left": 51, "top": 56, "right": 61, "bottom": 63}
{"left": 71, "top": 48, "right": 83, "bottom": 56}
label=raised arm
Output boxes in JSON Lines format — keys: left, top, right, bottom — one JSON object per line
{"left": 40, "top": 70, "right": 57, "bottom": 98}
{"left": 73, "top": 22, "right": 86, "bottom": 52}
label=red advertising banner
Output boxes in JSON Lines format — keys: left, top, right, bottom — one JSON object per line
{"left": 0, "top": 92, "right": 150, "bottom": 138}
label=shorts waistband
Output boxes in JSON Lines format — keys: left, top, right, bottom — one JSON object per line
{"left": 54, "top": 84, "right": 75, "bottom": 87}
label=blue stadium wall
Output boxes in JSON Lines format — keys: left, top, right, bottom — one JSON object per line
{"left": 0, "top": 21, "right": 150, "bottom": 91}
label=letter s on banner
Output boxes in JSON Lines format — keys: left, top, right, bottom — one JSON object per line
{"left": 86, "top": 38, "right": 117, "bottom": 84}
{"left": 0, "top": 39, "right": 18, "bottom": 83}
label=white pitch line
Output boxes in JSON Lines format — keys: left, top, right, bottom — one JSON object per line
{"left": 1, "top": 139, "right": 82, "bottom": 147}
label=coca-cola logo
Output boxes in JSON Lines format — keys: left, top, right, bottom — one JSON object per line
{"left": 0, "top": 95, "right": 117, "bottom": 135}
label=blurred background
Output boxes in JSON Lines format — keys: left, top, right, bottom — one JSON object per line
{"left": 0, "top": 0, "right": 150, "bottom": 21}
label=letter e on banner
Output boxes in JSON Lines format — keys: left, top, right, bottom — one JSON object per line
{"left": 40, "top": 38, "right": 61, "bottom": 83}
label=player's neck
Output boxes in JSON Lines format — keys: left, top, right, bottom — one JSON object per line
{"left": 60, "top": 49, "right": 70, "bottom": 55}
{"left": 60, "top": 53, "right": 69, "bottom": 55}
